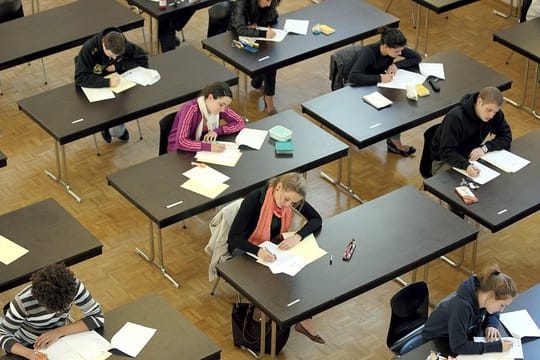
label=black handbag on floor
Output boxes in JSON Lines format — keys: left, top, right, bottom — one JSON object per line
{"left": 231, "top": 303, "right": 290, "bottom": 355}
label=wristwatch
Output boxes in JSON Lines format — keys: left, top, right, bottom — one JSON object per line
{"left": 481, "top": 145, "right": 488, "bottom": 153}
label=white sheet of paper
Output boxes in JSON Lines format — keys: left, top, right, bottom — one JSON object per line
{"left": 256, "top": 241, "right": 309, "bottom": 276}
{"left": 452, "top": 161, "right": 500, "bottom": 185}
{"left": 239, "top": 28, "right": 288, "bottom": 42}
{"left": 181, "top": 178, "right": 229, "bottom": 199}
{"left": 481, "top": 150, "right": 530, "bottom": 173}
{"left": 500, "top": 309, "right": 540, "bottom": 338}
{"left": 362, "top": 91, "right": 393, "bottom": 109}
{"left": 182, "top": 164, "right": 229, "bottom": 188}
{"left": 235, "top": 128, "right": 268, "bottom": 150}
{"left": 419, "top": 62, "right": 446, "bottom": 79}
{"left": 0, "top": 235, "right": 29, "bottom": 265}
{"left": 104, "top": 73, "right": 137, "bottom": 93}
{"left": 377, "top": 69, "right": 426, "bottom": 90}
{"left": 81, "top": 87, "right": 115, "bottom": 103}
{"left": 121, "top": 66, "right": 161, "bottom": 86}
{"left": 111, "top": 322, "right": 157, "bottom": 357}
{"left": 458, "top": 337, "right": 522, "bottom": 359}
{"left": 283, "top": 19, "right": 309, "bottom": 35}
{"left": 41, "top": 330, "right": 111, "bottom": 360}
{"left": 195, "top": 145, "right": 242, "bottom": 167}
{"left": 285, "top": 233, "right": 327, "bottom": 262}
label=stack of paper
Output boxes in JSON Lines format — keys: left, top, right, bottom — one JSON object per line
{"left": 457, "top": 337, "right": 522, "bottom": 359}
{"left": 377, "top": 69, "right": 426, "bottom": 90}
{"left": 283, "top": 19, "right": 309, "bottom": 35}
{"left": 195, "top": 142, "right": 242, "bottom": 167}
{"left": 235, "top": 128, "right": 268, "bottom": 150}
{"left": 41, "top": 323, "right": 156, "bottom": 360}
{"left": 255, "top": 234, "right": 327, "bottom": 276}
{"left": 121, "top": 66, "right": 161, "bottom": 86}
{"left": 0, "top": 235, "right": 28, "bottom": 265}
{"left": 239, "top": 27, "right": 288, "bottom": 42}
{"left": 419, "top": 62, "right": 446, "bottom": 80}
{"left": 81, "top": 87, "right": 115, "bottom": 103}
{"left": 453, "top": 161, "right": 500, "bottom": 185}
{"left": 181, "top": 164, "right": 230, "bottom": 199}
{"left": 362, "top": 91, "right": 393, "bottom": 110}
{"left": 500, "top": 309, "right": 540, "bottom": 338}
{"left": 481, "top": 150, "right": 530, "bottom": 173}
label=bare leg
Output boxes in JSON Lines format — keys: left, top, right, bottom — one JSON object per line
{"left": 264, "top": 95, "right": 276, "bottom": 114}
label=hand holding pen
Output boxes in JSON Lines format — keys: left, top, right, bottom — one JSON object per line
{"left": 258, "top": 246, "right": 277, "bottom": 262}
{"left": 466, "top": 164, "right": 481, "bottom": 177}
{"left": 266, "top": 27, "right": 276, "bottom": 39}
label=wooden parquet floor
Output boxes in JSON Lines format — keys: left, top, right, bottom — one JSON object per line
{"left": 1, "top": 0, "right": 539, "bottom": 359}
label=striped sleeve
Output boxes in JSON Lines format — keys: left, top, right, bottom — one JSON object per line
{"left": 72, "top": 280, "right": 104, "bottom": 330}
{"left": 176, "top": 103, "right": 210, "bottom": 152}
{"left": 215, "top": 106, "right": 245, "bottom": 136}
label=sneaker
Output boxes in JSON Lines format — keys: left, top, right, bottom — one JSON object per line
{"left": 118, "top": 129, "right": 130, "bottom": 141}
{"left": 101, "top": 130, "right": 112, "bottom": 143}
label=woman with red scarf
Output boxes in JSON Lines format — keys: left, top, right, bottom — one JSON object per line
{"left": 228, "top": 172, "right": 325, "bottom": 343}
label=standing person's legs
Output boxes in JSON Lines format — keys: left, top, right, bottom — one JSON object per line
{"left": 263, "top": 69, "right": 277, "bottom": 115}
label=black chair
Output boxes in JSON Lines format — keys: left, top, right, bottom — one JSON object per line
{"left": 419, "top": 123, "right": 441, "bottom": 179}
{"left": 158, "top": 112, "right": 177, "bottom": 156}
{"left": 0, "top": 0, "right": 23, "bottom": 22}
{"left": 505, "top": 0, "right": 533, "bottom": 64}
{"left": 328, "top": 45, "right": 363, "bottom": 91}
{"left": 386, "top": 281, "right": 429, "bottom": 356}
{"left": 207, "top": 0, "right": 233, "bottom": 38}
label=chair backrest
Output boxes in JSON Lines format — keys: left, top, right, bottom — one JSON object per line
{"left": 0, "top": 0, "right": 23, "bottom": 23}
{"left": 329, "top": 45, "right": 363, "bottom": 91}
{"left": 419, "top": 123, "right": 441, "bottom": 179}
{"left": 207, "top": 0, "right": 233, "bottom": 38}
{"left": 158, "top": 112, "right": 177, "bottom": 156}
{"left": 521, "top": 0, "right": 533, "bottom": 22}
{"left": 386, "top": 281, "right": 429, "bottom": 355}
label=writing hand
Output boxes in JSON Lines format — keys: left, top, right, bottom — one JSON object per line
{"left": 108, "top": 74, "right": 121, "bottom": 87}
{"left": 502, "top": 340, "right": 513, "bottom": 352}
{"left": 257, "top": 247, "right": 276, "bottom": 262}
{"left": 380, "top": 73, "right": 393, "bottom": 83}
{"left": 34, "top": 328, "right": 62, "bottom": 350}
{"left": 469, "top": 147, "right": 485, "bottom": 161}
{"left": 203, "top": 130, "right": 218, "bottom": 143}
{"left": 105, "top": 64, "right": 116, "bottom": 73}
{"left": 278, "top": 234, "right": 301, "bottom": 250}
{"left": 31, "top": 350, "right": 48, "bottom": 360}
{"left": 466, "top": 164, "right": 481, "bottom": 177}
{"left": 485, "top": 326, "right": 501, "bottom": 342}
{"left": 266, "top": 27, "right": 276, "bottom": 39}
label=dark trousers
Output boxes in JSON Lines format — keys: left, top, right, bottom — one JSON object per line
{"left": 158, "top": 9, "right": 196, "bottom": 52}
{"left": 252, "top": 69, "right": 277, "bottom": 96}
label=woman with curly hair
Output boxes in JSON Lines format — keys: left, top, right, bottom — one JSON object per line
{"left": 0, "top": 263, "right": 103, "bottom": 360}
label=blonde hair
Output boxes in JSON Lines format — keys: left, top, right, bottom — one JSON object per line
{"left": 477, "top": 264, "right": 517, "bottom": 300}
{"left": 269, "top": 173, "right": 306, "bottom": 207}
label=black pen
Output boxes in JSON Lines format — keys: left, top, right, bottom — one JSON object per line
{"left": 329, "top": 255, "right": 333, "bottom": 265}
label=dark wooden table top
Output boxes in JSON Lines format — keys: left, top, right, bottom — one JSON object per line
{"left": 412, "top": 0, "right": 479, "bottom": 13}
{"left": 18, "top": 46, "right": 238, "bottom": 145}
{"left": 0, "top": 293, "right": 221, "bottom": 360}
{"left": 301, "top": 49, "right": 512, "bottom": 149}
{"left": 202, "top": 0, "right": 399, "bottom": 77}
{"left": 107, "top": 110, "right": 348, "bottom": 228}
{"left": 0, "top": 198, "right": 102, "bottom": 292}
{"left": 217, "top": 186, "right": 478, "bottom": 328}
{"left": 424, "top": 129, "right": 540, "bottom": 233}
{"left": 493, "top": 17, "right": 540, "bottom": 63}
{"left": 128, "top": 0, "right": 222, "bottom": 21}
{"left": 0, "top": 0, "right": 143, "bottom": 71}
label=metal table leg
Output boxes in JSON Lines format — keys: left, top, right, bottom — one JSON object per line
{"left": 505, "top": 59, "right": 529, "bottom": 108}
{"left": 136, "top": 220, "right": 181, "bottom": 288}
{"left": 44, "top": 142, "right": 82, "bottom": 202}
{"left": 320, "top": 153, "right": 366, "bottom": 203}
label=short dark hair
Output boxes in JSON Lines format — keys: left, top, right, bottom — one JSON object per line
{"left": 201, "top": 81, "right": 233, "bottom": 99}
{"left": 31, "top": 263, "right": 77, "bottom": 312}
{"left": 103, "top": 31, "right": 126, "bottom": 56}
{"left": 478, "top": 86, "right": 504, "bottom": 106}
{"left": 379, "top": 27, "right": 407, "bottom": 48}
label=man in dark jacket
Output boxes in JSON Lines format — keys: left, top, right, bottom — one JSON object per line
{"left": 74, "top": 28, "right": 148, "bottom": 143}
{"left": 430, "top": 86, "right": 512, "bottom": 177}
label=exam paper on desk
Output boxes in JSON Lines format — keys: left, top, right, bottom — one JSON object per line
{"left": 195, "top": 142, "right": 242, "bottom": 167}
{"left": 480, "top": 150, "right": 530, "bottom": 173}
{"left": 256, "top": 234, "right": 327, "bottom": 276}
{"left": 0, "top": 234, "right": 29, "bottom": 265}
{"left": 457, "top": 337, "right": 522, "bottom": 359}
{"left": 500, "top": 309, "right": 540, "bottom": 339}
{"left": 377, "top": 69, "right": 426, "bottom": 90}
{"left": 453, "top": 161, "right": 500, "bottom": 185}
{"left": 239, "top": 28, "right": 288, "bottom": 43}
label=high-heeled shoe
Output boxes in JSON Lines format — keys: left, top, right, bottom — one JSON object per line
{"left": 386, "top": 139, "right": 416, "bottom": 157}
{"left": 294, "top": 323, "right": 325, "bottom": 344}
{"left": 263, "top": 99, "right": 278, "bottom": 115}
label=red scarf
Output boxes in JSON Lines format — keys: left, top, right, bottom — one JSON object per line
{"left": 248, "top": 186, "right": 292, "bottom": 246}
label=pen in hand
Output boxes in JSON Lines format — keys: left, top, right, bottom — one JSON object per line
{"left": 263, "top": 246, "right": 277, "bottom": 260}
